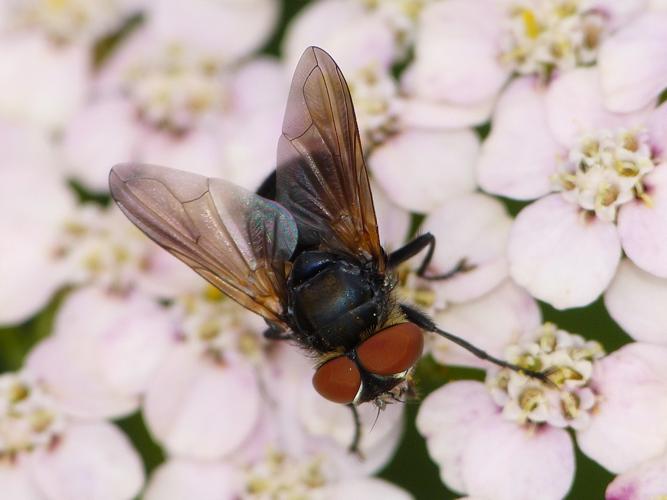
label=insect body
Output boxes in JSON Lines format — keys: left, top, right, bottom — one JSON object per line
{"left": 110, "top": 47, "right": 547, "bottom": 451}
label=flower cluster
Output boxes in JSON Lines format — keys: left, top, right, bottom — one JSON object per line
{"left": 0, "top": 0, "right": 666, "bottom": 499}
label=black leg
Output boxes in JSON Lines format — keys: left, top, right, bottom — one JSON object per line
{"left": 262, "top": 323, "right": 292, "bottom": 341}
{"left": 401, "top": 304, "right": 552, "bottom": 385}
{"left": 348, "top": 404, "right": 363, "bottom": 456}
{"left": 388, "top": 233, "right": 473, "bottom": 280}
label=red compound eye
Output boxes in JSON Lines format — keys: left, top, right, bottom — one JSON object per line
{"left": 312, "top": 356, "right": 361, "bottom": 404}
{"left": 356, "top": 323, "right": 423, "bottom": 376}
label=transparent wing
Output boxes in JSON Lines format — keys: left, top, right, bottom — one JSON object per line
{"left": 109, "top": 163, "right": 298, "bottom": 325}
{"left": 277, "top": 46, "right": 384, "bottom": 268}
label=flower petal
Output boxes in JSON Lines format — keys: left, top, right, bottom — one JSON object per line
{"left": 26, "top": 336, "right": 139, "bottom": 419}
{"left": 545, "top": 68, "right": 652, "bottom": 147}
{"left": 604, "top": 259, "right": 667, "bottom": 343}
{"left": 577, "top": 343, "right": 667, "bottom": 473}
{"left": 372, "top": 181, "right": 411, "bottom": 252}
{"left": 618, "top": 164, "right": 667, "bottom": 277}
{"left": 477, "top": 77, "right": 559, "bottom": 200}
{"left": 462, "top": 417, "right": 574, "bottom": 500}
{"left": 417, "top": 381, "right": 497, "bottom": 493}
{"left": 0, "top": 34, "right": 88, "bottom": 129}
{"left": 606, "top": 453, "right": 667, "bottom": 500}
{"left": 430, "top": 280, "right": 541, "bottom": 369}
{"left": 509, "top": 195, "right": 621, "bottom": 309}
{"left": 422, "top": 193, "right": 512, "bottom": 304}
{"left": 0, "top": 124, "right": 74, "bottom": 324}
{"left": 599, "top": 12, "right": 667, "bottom": 113}
{"left": 411, "top": 0, "right": 508, "bottom": 105}
{"left": 0, "top": 462, "right": 43, "bottom": 500}
{"left": 398, "top": 93, "right": 495, "bottom": 129}
{"left": 282, "top": 0, "right": 396, "bottom": 74}
{"left": 323, "top": 478, "right": 413, "bottom": 500}
{"left": 138, "top": 125, "right": 223, "bottom": 178}
{"left": 28, "top": 422, "right": 144, "bottom": 500}
{"left": 143, "top": 344, "right": 261, "bottom": 460}
{"left": 370, "top": 129, "right": 478, "bottom": 213}
{"left": 144, "top": 0, "right": 279, "bottom": 63}
{"left": 55, "top": 287, "right": 176, "bottom": 395}
{"left": 143, "top": 460, "right": 240, "bottom": 500}
{"left": 61, "top": 97, "right": 140, "bottom": 192}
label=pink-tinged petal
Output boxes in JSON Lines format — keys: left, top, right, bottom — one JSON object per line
{"left": 26, "top": 336, "right": 138, "bottom": 419}
{"left": 411, "top": 0, "right": 508, "bottom": 105}
{"left": 545, "top": 68, "right": 653, "bottom": 147}
{"left": 430, "top": 280, "right": 541, "bottom": 369}
{"left": 144, "top": 0, "right": 279, "bottom": 63}
{"left": 648, "top": 102, "right": 667, "bottom": 156}
{"left": 399, "top": 93, "right": 495, "bottom": 129}
{"left": 463, "top": 419, "right": 574, "bottom": 500}
{"left": 144, "top": 344, "right": 261, "bottom": 460}
{"left": 295, "top": 375, "right": 404, "bottom": 475}
{"left": 138, "top": 126, "right": 223, "bottom": 178}
{"left": 604, "top": 259, "right": 667, "bottom": 343}
{"left": 322, "top": 478, "right": 413, "bottom": 500}
{"left": 606, "top": 453, "right": 667, "bottom": 500}
{"left": 370, "top": 129, "right": 478, "bottom": 213}
{"left": 593, "top": 0, "right": 649, "bottom": 28}
{"left": 61, "top": 97, "right": 140, "bottom": 192}
{"left": 134, "top": 246, "right": 204, "bottom": 299}
{"left": 0, "top": 125, "right": 75, "bottom": 324}
{"left": 599, "top": 12, "right": 667, "bottom": 113}
{"left": 28, "top": 422, "right": 144, "bottom": 500}
{"left": 144, "top": 460, "right": 240, "bottom": 500}
{"left": 509, "top": 195, "right": 622, "bottom": 309}
{"left": 618, "top": 165, "right": 667, "bottom": 277}
{"left": 0, "top": 34, "right": 88, "bottom": 129}
{"left": 282, "top": 0, "right": 397, "bottom": 74}
{"left": 54, "top": 287, "right": 176, "bottom": 395}
{"left": 416, "top": 381, "right": 499, "bottom": 493}
{"left": 577, "top": 343, "right": 667, "bottom": 472}
{"left": 372, "top": 182, "right": 411, "bottom": 252}
{"left": 217, "top": 110, "right": 282, "bottom": 191}
{"left": 422, "top": 194, "right": 512, "bottom": 303}
{"left": 228, "top": 58, "right": 288, "bottom": 116}
{"left": 477, "top": 78, "right": 559, "bottom": 199}
{"left": 0, "top": 462, "right": 43, "bottom": 500}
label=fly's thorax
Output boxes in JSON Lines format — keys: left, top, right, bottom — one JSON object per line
{"left": 286, "top": 250, "right": 390, "bottom": 353}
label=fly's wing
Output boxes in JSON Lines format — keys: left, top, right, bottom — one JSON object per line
{"left": 277, "top": 46, "right": 384, "bottom": 269}
{"left": 109, "top": 163, "right": 298, "bottom": 326}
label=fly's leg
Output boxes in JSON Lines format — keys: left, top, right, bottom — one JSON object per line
{"left": 348, "top": 404, "right": 363, "bottom": 457}
{"left": 262, "top": 323, "right": 293, "bottom": 341}
{"left": 401, "top": 304, "right": 553, "bottom": 386}
{"left": 387, "top": 233, "right": 473, "bottom": 280}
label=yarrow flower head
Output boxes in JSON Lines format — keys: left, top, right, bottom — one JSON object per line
{"left": 118, "top": 42, "right": 234, "bottom": 132}
{"left": 0, "top": 368, "right": 144, "bottom": 500}
{"left": 488, "top": 322, "right": 604, "bottom": 429}
{"left": 6, "top": 0, "right": 126, "bottom": 43}
{"left": 478, "top": 67, "right": 667, "bottom": 309}
{"left": 551, "top": 127, "right": 657, "bottom": 222}
{"left": 0, "top": 372, "right": 64, "bottom": 459}
{"left": 171, "top": 285, "right": 267, "bottom": 363}
{"left": 244, "top": 449, "right": 328, "bottom": 499}
{"left": 501, "top": 0, "right": 606, "bottom": 77}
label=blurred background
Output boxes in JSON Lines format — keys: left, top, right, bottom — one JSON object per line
{"left": 0, "top": 0, "right": 640, "bottom": 498}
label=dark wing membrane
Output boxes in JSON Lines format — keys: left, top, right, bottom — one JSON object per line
{"left": 109, "top": 163, "right": 298, "bottom": 325}
{"left": 277, "top": 46, "right": 384, "bottom": 268}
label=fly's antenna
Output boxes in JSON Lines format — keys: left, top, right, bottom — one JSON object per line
{"left": 400, "top": 304, "right": 556, "bottom": 387}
